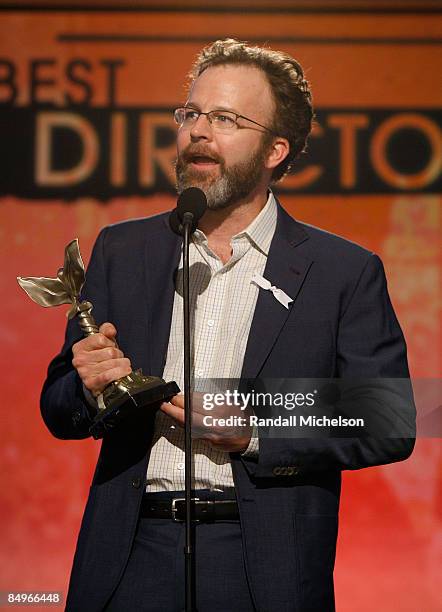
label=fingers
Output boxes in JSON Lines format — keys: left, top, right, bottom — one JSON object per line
{"left": 160, "top": 393, "right": 251, "bottom": 450}
{"left": 160, "top": 398, "right": 251, "bottom": 451}
{"left": 80, "top": 358, "right": 132, "bottom": 397}
{"left": 205, "top": 433, "right": 252, "bottom": 453}
{"left": 71, "top": 322, "right": 132, "bottom": 396}
{"left": 72, "top": 345, "right": 125, "bottom": 367}
{"left": 72, "top": 322, "right": 118, "bottom": 358}
{"left": 72, "top": 332, "right": 115, "bottom": 358}
{"left": 160, "top": 398, "right": 185, "bottom": 425}
{"left": 99, "top": 321, "right": 117, "bottom": 341}
{"left": 160, "top": 394, "right": 185, "bottom": 424}
{"left": 169, "top": 394, "right": 185, "bottom": 409}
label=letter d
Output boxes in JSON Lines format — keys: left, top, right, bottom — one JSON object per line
{"left": 35, "top": 112, "right": 99, "bottom": 186}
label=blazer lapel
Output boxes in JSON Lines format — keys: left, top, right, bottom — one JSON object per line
{"left": 241, "top": 203, "right": 313, "bottom": 378}
{"left": 144, "top": 214, "right": 182, "bottom": 377}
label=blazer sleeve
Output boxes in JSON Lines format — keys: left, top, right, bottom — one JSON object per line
{"left": 240, "top": 253, "right": 416, "bottom": 477}
{"left": 40, "top": 228, "right": 109, "bottom": 440}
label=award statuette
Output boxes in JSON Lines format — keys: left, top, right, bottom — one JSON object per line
{"left": 17, "top": 239, "right": 180, "bottom": 439}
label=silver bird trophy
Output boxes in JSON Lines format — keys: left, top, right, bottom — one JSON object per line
{"left": 17, "top": 239, "right": 179, "bottom": 439}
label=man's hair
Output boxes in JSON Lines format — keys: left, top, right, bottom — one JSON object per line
{"left": 189, "top": 38, "right": 314, "bottom": 182}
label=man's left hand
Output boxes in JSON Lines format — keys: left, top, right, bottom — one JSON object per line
{"left": 160, "top": 393, "right": 252, "bottom": 453}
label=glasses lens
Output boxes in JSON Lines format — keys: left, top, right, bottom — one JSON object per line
{"left": 174, "top": 107, "right": 202, "bottom": 126}
{"left": 173, "top": 108, "right": 186, "bottom": 125}
{"left": 209, "top": 111, "right": 236, "bottom": 130}
{"left": 173, "top": 108, "right": 238, "bottom": 130}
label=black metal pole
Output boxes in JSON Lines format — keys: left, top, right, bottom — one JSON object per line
{"left": 183, "top": 219, "right": 196, "bottom": 612}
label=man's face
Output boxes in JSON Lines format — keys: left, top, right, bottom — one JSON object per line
{"left": 175, "top": 64, "right": 276, "bottom": 209}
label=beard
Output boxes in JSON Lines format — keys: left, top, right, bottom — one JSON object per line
{"left": 175, "top": 137, "right": 271, "bottom": 210}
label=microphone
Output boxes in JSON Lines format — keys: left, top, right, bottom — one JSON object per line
{"left": 169, "top": 187, "right": 207, "bottom": 235}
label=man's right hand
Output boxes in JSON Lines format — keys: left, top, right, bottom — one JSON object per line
{"left": 72, "top": 322, "right": 132, "bottom": 397}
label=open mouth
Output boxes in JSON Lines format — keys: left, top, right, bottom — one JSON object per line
{"left": 189, "top": 155, "right": 219, "bottom": 166}
{"left": 183, "top": 151, "right": 221, "bottom": 168}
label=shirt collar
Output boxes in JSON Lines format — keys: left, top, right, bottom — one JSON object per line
{"left": 193, "top": 191, "right": 277, "bottom": 257}
{"left": 232, "top": 191, "right": 277, "bottom": 256}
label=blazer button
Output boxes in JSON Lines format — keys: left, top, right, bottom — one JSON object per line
{"left": 273, "top": 467, "right": 282, "bottom": 476}
{"left": 287, "top": 466, "right": 299, "bottom": 476}
{"left": 131, "top": 477, "right": 142, "bottom": 489}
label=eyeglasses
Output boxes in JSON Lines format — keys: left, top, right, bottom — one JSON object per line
{"left": 173, "top": 107, "right": 276, "bottom": 135}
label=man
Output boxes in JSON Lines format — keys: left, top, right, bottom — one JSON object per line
{"left": 41, "top": 39, "right": 415, "bottom": 611}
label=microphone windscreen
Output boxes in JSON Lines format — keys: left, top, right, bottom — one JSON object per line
{"left": 177, "top": 187, "right": 207, "bottom": 223}
{"left": 168, "top": 208, "right": 182, "bottom": 236}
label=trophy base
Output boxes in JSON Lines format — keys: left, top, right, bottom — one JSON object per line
{"left": 89, "top": 373, "right": 180, "bottom": 439}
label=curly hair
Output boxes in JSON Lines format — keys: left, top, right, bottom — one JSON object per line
{"left": 189, "top": 38, "right": 314, "bottom": 182}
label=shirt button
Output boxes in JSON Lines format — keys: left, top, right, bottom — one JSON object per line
{"left": 177, "top": 462, "right": 185, "bottom": 470}
{"left": 207, "top": 319, "right": 215, "bottom": 327}
{"left": 196, "top": 369, "right": 204, "bottom": 376}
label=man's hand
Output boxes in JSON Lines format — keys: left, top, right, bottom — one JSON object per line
{"left": 72, "top": 322, "right": 132, "bottom": 397}
{"left": 160, "top": 393, "right": 252, "bottom": 453}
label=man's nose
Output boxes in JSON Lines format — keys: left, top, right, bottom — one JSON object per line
{"left": 190, "top": 113, "right": 213, "bottom": 141}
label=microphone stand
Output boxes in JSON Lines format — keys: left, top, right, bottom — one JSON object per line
{"left": 182, "top": 211, "right": 196, "bottom": 612}
{"left": 170, "top": 188, "right": 206, "bottom": 611}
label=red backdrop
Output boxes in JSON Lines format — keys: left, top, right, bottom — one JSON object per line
{"left": 0, "top": 3, "right": 441, "bottom": 610}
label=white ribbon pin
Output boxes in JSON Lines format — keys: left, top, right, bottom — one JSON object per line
{"left": 251, "top": 273, "right": 293, "bottom": 309}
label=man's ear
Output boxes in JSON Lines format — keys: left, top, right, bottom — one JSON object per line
{"left": 265, "top": 137, "right": 290, "bottom": 171}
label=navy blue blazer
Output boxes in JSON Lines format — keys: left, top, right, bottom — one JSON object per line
{"left": 41, "top": 202, "right": 415, "bottom": 612}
